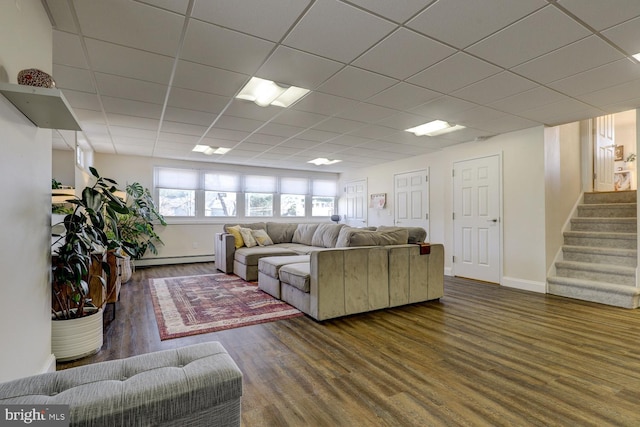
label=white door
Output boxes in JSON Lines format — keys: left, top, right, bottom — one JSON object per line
{"left": 344, "top": 179, "right": 367, "bottom": 227}
{"left": 594, "top": 114, "right": 615, "bottom": 192}
{"left": 394, "top": 169, "right": 429, "bottom": 238}
{"left": 453, "top": 155, "right": 501, "bottom": 283}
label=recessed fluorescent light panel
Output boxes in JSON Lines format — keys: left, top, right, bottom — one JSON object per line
{"left": 308, "top": 157, "right": 342, "bottom": 166}
{"left": 236, "top": 77, "right": 310, "bottom": 107}
{"left": 405, "top": 120, "right": 465, "bottom": 136}
{"left": 633, "top": 52, "right": 640, "bottom": 62}
{"left": 192, "top": 145, "right": 231, "bottom": 155}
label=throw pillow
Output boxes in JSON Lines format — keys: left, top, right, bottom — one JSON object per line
{"left": 292, "top": 224, "right": 319, "bottom": 245}
{"left": 227, "top": 225, "right": 244, "bottom": 249}
{"left": 240, "top": 227, "right": 257, "bottom": 248}
{"left": 311, "top": 223, "right": 345, "bottom": 248}
{"left": 377, "top": 226, "right": 426, "bottom": 243}
{"left": 252, "top": 229, "right": 274, "bottom": 246}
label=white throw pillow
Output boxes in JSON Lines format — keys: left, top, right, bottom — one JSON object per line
{"left": 252, "top": 229, "right": 274, "bottom": 246}
{"left": 239, "top": 227, "right": 257, "bottom": 248}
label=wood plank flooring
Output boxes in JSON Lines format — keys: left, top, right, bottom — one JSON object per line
{"left": 58, "top": 262, "right": 640, "bottom": 426}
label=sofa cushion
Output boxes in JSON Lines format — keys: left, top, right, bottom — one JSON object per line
{"left": 258, "top": 255, "right": 310, "bottom": 279}
{"left": 252, "top": 229, "right": 274, "bottom": 246}
{"left": 377, "top": 225, "right": 426, "bottom": 243}
{"left": 279, "top": 263, "right": 311, "bottom": 293}
{"left": 278, "top": 243, "right": 327, "bottom": 255}
{"left": 311, "top": 223, "right": 345, "bottom": 248}
{"left": 235, "top": 245, "right": 297, "bottom": 266}
{"left": 292, "top": 224, "right": 319, "bottom": 245}
{"left": 336, "top": 228, "right": 409, "bottom": 247}
{"left": 240, "top": 227, "right": 258, "bottom": 247}
{"left": 266, "top": 222, "right": 298, "bottom": 244}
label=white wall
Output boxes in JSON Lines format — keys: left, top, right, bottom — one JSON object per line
{"left": 544, "top": 122, "right": 582, "bottom": 272}
{"left": 339, "top": 126, "right": 547, "bottom": 292}
{"left": 52, "top": 149, "right": 74, "bottom": 187}
{"left": 0, "top": 0, "right": 54, "bottom": 381}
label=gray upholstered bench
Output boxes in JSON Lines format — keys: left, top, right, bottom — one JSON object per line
{"left": 0, "top": 342, "right": 243, "bottom": 427}
{"left": 258, "top": 255, "right": 309, "bottom": 298}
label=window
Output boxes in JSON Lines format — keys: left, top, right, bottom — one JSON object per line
{"left": 153, "top": 167, "right": 337, "bottom": 220}
{"left": 280, "top": 177, "right": 308, "bottom": 217}
{"left": 204, "top": 172, "right": 239, "bottom": 217}
{"left": 157, "top": 168, "right": 198, "bottom": 217}
{"left": 312, "top": 179, "right": 337, "bottom": 216}
{"left": 244, "top": 175, "right": 276, "bottom": 217}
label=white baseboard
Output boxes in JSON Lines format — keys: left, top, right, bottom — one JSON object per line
{"left": 501, "top": 276, "right": 546, "bottom": 293}
{"left": 135, "top": 255, "right": 215, "bottom": 267}
{"left": 42, "top": 353, "right": 57, "bottom": 373}
{"left": 444, "top": 267, "right": 453, "bottom": 276}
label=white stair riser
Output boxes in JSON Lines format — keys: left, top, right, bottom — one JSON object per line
{"left": 577, "top": 205, "right": 636, "bottom": 218}
{"left": 570, "top": 220, "right": 636, "bottom": 233}
{"left": 562, "top": 250, "right": 637, "bottom": 267}
{"left": 583, "top": 192, "right": 637, "bottom": 204}
{"left": 563, "top": 235, "right": 637, "bottom": 249}
{"left": 555, "top": 266, "right": 635, "bottom": 286}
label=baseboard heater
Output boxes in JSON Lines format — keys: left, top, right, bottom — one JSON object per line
{"left": 135, "top": 254, "right": 215, "bottom": 267}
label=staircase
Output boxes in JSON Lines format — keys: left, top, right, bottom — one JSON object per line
{"left": 547, "top": 191, "right": 640, "bottom": 308}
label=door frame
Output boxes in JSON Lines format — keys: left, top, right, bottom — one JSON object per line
{"left": 451, "top": 153, "right": 504, "bottom": 284}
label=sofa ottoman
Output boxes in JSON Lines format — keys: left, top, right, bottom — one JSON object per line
{"left": 258, "top": 255, "right": 310, "bottom": 298}
{"left": 0, "top": 342, "right": 243, "bottom": 427}
{"left": 279, "top": 262, "right": 312, "bottom": 314}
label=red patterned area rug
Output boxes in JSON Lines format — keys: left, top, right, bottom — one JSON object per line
{"left": 148, "top": 273, "right": 303, "bottom": 340}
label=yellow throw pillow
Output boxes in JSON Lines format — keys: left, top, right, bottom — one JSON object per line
{"left": 227, "top": 225, "right": 244, "bottom": 249}
{"left": 240, "top": 227, "right": 257, "bottom": 248}
{"left": 252, "top": 229, "right": 274, "bottom": 246}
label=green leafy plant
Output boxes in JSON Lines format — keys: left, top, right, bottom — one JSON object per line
{"left": 114, "top": 182, "right": 167, "bottom": 260}
{"left": 51, "top": 167, "right": 129, "bottom": 320}
{"left": 626, "top": 153, "right": 636, "bottom": 163}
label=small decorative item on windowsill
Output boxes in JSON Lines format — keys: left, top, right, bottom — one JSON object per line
{"left": 330, "top": 214, "right": 340, "bottom": 224}
{"left": 17, "top": 68, "right": 55, "bottom": 88}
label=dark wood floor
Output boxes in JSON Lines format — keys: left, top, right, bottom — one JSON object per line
{"left": 58, "top": 262, "right": 640, "bottom": 426}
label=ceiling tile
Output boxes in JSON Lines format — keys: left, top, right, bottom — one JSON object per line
{"left": 407, "top": 0, "right": 546, "bottom": 49}
{"left": 244, "top": 133, "right": 288, "bottom": 145}
{"left": 163, "top": 106, "right": 216, "bottom": 126}
{"left": 95, "top": 73, "right": 167, "bottom": 104}
{"left": 367, "top": 83, "right": 440, "bottom": 111}
{"left": 271, "top": 109, "right": 329, "bottom": 128}
{"left": 346, "top": 0, "right": 429, "bottom": 23}
{"left": 160, "top": 121, "right": 208, "bottom": 136}
{"left": 283, "top": 0, "right": 396, "bottom": 63}
{"left": 375, "top": 111, "right": 427, "bottom": 131}
{"left": 602, "top": 16, "right": 640, "bottom": 56}
{"left": 489, "top": 87, "right": 569, "bottom": 114}
{"left": 295, "top": 129, "right": 340, "bottom": 142}
{"left": 313, "top": 117, "right": 365, "bottom": 133}
{"left": 549, "top": 59, "right": 640, "bottom": 97}
{"left": 558, "top": 0, "right": 640, "bottom": 31}
{"left": 73, "top": 0, "right": 184, "bottom": 56}
{"left": 214, "top": 115, "right": 264, "bottom": 133}
{"left": 107, "top": 113, "right": 159, "bottom": 130}
{"left": 317, "top": 66, "right": 397, "bottom": 101}
{"left": 110, "top": 126, "right": 157, "bottom": 139}
{"left": 451, "top": 72, "right": 538, "bottom": 105}
{"left": 353, "top": 28, "right": 455, "bottom": 80}
{"left": 52, "top": 64, "right": 95, "bottom": 93}
{"left": 192, "top": 0, "right": 312, "bottom": 42}
{"left": 53, "top": 31, "right": 88, "bottom": 68}
{"left": 466, "top": 5, "right": 591, "bottom": 68}
{"left": 166, "top": 87, "right": 228, "bottom": 113}
{"left": 348, "top": 124, "right": 397, "bottom": 140}
{"left": 46, "top": 0, "right": 78, "bottom": 32}
{"left": 335, "top": 102, "right": 396, "bottom": 123}
{"left": 291, "top": 92, "right": 360, "bottom": 117}
{"left": 172, "top": 61, "right": 248, "bottom": 97}
{"left": 512, "top": 36, "right": 624, "bottom": 84}
{"left": 519, "top": 98, "right": 604, "bottom": 125}
{"left": 576, "top": 78, "right": 640, "bottom": 107}
{"left": 102, "top": 97, "right": 163, "bottom": 119}
{"left": 409, "top": 96, "right": 476, "bottom": 119}
{"left": 205, "top": 128, "right": 251, "bottom": 142}
{"left": 256, "top": 46, "right": 343, "bottom": 90}
{"left": 74, "top": 109, "right": 105, "bottom": 124}
{"left": 256, "top": 122, "right": 305, "bottom": 138}
{"left": 135, "top": 0, "right": 190, "bottom": 15}
{"left": 61, "top": 90, "right": 102, "bottom": 111}
{"left": 181, "top": 19, "right": 275, "bottom": 74}
{"left": 408, "top": 52, "right": 502, "bottom": 93}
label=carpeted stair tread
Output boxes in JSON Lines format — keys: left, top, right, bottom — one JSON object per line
{"left": 583, "top": 191, "right": 636, "bottom": 204}
{"left": 555, "top": 260, "right": 636, "bottom": 275}
{"left": 548, "top": 275, "right": 640, "bottom": 293}
{"left": 562, "top": 245, "right": 637, "bottom": 257}
{"left": 562, "top": 245, "right": 637, "bottom": 267}
{"left": 563, "top": 230, "right": 637, "bottom": 240}
{"left": 576, "top": 203, "right": 637, "bottom": 218}
{"left": 570, "top": 217, "right": 637, "bottom": 232}
{"left": 555, "top": 261, "right": 636, "bottom": 286}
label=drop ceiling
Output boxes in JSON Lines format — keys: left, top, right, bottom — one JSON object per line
{"left": 44, "top": 0, "right": 640, "bottom": 173}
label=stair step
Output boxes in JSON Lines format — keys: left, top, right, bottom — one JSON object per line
{"left": 583, "top": 191, "right": 637, "bottom": 204}
{"left": 555, "top": 261, "right": 636, "bottom": 286}
{"left": 577, "top": 203, "right": 637, "bottom": 218}
{"left": 562, "top": 245, "right": 637, "bottom": 267}
{"left": 547, "top": 276, "right": 640, "bottom": 308}
{"left": 570, "top": 217, "right": 637, "bottom": 232}
{"left": 563, "top": 231, "right": 637, "bottom": 249}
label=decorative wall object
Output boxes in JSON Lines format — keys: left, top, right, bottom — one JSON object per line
{"left": 370, "top": 193, "right": 386, "bottom": 209}
{"left": 615, "top": 145, "right": 624, "bottom": 161}
{"left": 17, "top": 68, "right": 55, "bottom": 88}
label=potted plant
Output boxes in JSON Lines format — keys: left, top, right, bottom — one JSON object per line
{"left": 51, "top": 167, "right": 129, "bottom": 361}
{"left": 115, "top": 182, "right": 167, "bottom": 260}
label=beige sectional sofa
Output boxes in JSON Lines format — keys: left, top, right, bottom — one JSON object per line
{"left": 214, "top": 222, "right": 444, "bottom": 321}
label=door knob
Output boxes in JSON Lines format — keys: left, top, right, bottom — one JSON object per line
{"left": 487, "top": 218, "right": 498, "bottom": 223}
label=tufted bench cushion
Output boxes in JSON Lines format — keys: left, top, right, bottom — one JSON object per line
{"left": 0, "top": 342, "right": 243, "bottom": 427}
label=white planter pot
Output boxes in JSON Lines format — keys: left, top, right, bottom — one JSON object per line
{"left": 51, "top": 307, "right": 103, "bottom": 362}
